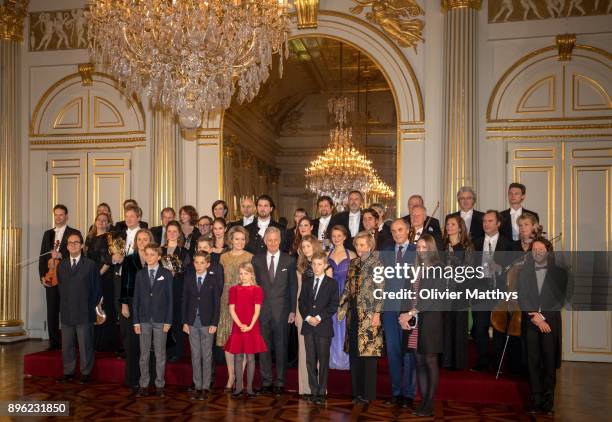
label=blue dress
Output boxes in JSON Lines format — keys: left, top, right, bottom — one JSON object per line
{"left": 328, "top": 248, "right": 351, "bottom": 370}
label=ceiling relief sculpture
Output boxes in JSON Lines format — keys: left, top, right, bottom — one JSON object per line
{"left": 349, "top": 0, "right": 425, "bottom": 53}
{"left": 489, "top": 0, "right": 611, "bottom": 23}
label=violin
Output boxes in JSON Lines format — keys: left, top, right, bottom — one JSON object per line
{"left": 43, "top": 240, "right": 60, "bottom": 287}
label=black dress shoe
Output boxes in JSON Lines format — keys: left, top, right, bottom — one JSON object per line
{"left": 415, "top": 409, "right": 433, "bottom": 417}
{"left": 199, "top": 390, "right": 209, "bottom": 400}
{"left": 55, "top": 374, "right": 74, "bottom": 383}
{"left": 79, "top": 374, "right": 92, "bottom": 384}
{"left": 401, "top": 397, "right": 414, "bottom": 409}
{"left": 384, "top": 396, "right": 401, "bottom": 406}
{"left": 351, "top": 396, "right": 363, "bottom": 404}
{"left": 258, "top": 385, "right": 273, "bottom": 395}
{"left": 47, "top": 345, "right": 61, "bottom": 351}
{"left": 358, "top": 397, "right": 370, "bottom": 405}
{"left": 301, "top": 393, "right": 312, "bottom": 401}
{"left": 191, "top": 389, "right": 201, "bottom": 400}
{"left": 231, "top": 391, "right": 243, "bottom": 399}
{"left": 314, "top": 396, "right": 326, "bottom": 405}
{"left": 156, "top": 388, "right": 165, "bottom": 398}
{"left": 273, "top": 386, "right": 284, "bottom": 396}
{"left": 135, "top": 387, "right": 149, "bottom": 397}
{"left": 246, "top": 392, "right": 256, "bottom": 399}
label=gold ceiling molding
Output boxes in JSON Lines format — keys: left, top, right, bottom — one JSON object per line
{"left": 557, "top": 34, "right": 576, "bottom": 61}
{"left": 0, "top": 0, "right": 28, "bottom": 42}
{"left": 30, "top": 137, "right": 146, "bottom": 145}
{"left": 487, "top": 123, "right": 612, "bottom": 132}
{"left": 487, "top": 133, "right": 612, "bottom": 141}
{"left": 295, "top": 0, "right": 319, "bottom": 29}
{"left": 442, "top": 0, "right": 481, "bottom": 11}
{"left": 78, "top": 63, "right": 95, "bottom": 86}
{"left": 487, "top": 44, "right": 612, "bottom": 122}
{"left": 349, "top": 0, "right": 424, "bottom": 53}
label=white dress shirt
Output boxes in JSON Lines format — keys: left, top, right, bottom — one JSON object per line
{"left": 510, "top": 207, "right": 523, "bottom": 241}
{"left": 460, "top": 209, "right": 474, "bottom": 233}
{"left": 125, "top": 226, "right": 140, "bottom": 255}
{"left": 257, "top": 218, "right": 271, "bottom": 238}
{"left": 54, "top": 225, "right": 67, "bottom": 245}
{"left": 306, "top": 275, "right": 324, "bottom": 323}
{"left": 243, "top": 215, "right": 255, "bottom": 227}
{"left": 317, "top": 215, "right": 332, "bottom": 240}
{"left": 414, "top": 226, "right": 423, "bottom": 242}
{"left": 69, "top": 254, "right": 81, "bottom": 267}
{"left": 348, "top": 211, "right": 361, "bottom": 237}
{"left": 482, "top": 232, "right": 500, "bottom": 276}
{"left": 266, "top": 251, "right": 280, "bottom": 274}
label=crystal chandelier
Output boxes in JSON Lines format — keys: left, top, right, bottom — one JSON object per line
{"left": 87, "top": 0, "right": 290, "bottom": 129}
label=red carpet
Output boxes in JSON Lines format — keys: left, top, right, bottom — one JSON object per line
{"left": 24, "top": 350, "right": 528, "bottom": 405}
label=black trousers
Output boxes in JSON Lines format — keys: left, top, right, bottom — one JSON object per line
{"left": 259, "top": 316, "right": 288, "bottom": 387}
{"left": 169, "top": 276, "right": 184, "bottom": 359}
{"left": 442, "top": 310, "right": 468, "bottom": 369}
{"left": 471, "top": 310, "right": 491, "bottom": 366}
{"left": 94, "top": 271, "right": 118, "bottom": 352}
{"left": 304, "top": 334, "right": 331, "bottom": 396}
{"left": 45, "top": 285, "right": 61, "bottom": 347}
{"left": 348, "top": 305, "right": 378, "bottom": 401}
{"left": 120, "top": 300, "right": 140, "bottom": 388}
{"left": 525, "top": 324, "right": 558, "bottom": 409}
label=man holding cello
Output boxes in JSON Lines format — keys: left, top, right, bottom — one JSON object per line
{"left": 39, "top": 204, "right": 81, "bottom": 351}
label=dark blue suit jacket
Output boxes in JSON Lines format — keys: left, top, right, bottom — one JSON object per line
{"left": 132, "top": 266, "right": 173, "bottom": 325}
{"left": 181, "top": 268, "right": 223, "bottom": 327}
{"left": 298, "top": 275, "right": 339, "bottom": 337}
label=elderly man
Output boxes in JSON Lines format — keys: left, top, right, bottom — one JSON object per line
{"left": 227, "top": 197, "right": 256, "bottom": 229}
{"left": 445, "top": 186, "right": 484, "bottom": 240}
{"left": 252, "top": 227, "right": 297, "bottom": 395}
{"left": 407, "top": 205, "right": 442, "bottom": 249}
{"left": 402, "top": 195, "right": 442, "bottom": 240}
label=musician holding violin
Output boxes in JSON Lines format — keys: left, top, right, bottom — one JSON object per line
{"left": 38, "top": 204, "right": 81, "bottom": 351}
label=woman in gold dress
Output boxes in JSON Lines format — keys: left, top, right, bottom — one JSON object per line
{"left": 218, "top": 226, "right": 253, "bottom": 391}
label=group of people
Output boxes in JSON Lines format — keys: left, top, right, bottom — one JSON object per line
{"left": 39, "top": 182, "right": 567, "bottom": 416}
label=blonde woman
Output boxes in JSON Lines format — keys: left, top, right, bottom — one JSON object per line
{"left": 218, "top": 226, "right": 253, "bottom": 391}
{"left": 295, "top": 235, "right": 332, "bottom": 397}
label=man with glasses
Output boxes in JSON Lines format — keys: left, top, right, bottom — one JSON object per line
{"left": 56, "top": 232, "right": 101, "bottom": 384}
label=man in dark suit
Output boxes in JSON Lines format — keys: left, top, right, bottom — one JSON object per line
{"left": 182, "top": 251, "right": 223, "bottom": 400}
{"left": 471, "top": 210, "right": 513, "bottom": 371}
{"left": 312, "top": 196, "right": 335, "bottom": 245}
{"left": 133, "top": 244, "right": 173, "bottom": 398}
{"left": 517, "top": 238, "right": 567, "bottom": 415}
{"left": 402, "top": 194, "right": 442, "bottom": 240}
{"left": 245, "top": 194, "right": 286, "bottom": 254}
{"left": 298, "top": 252, "right": 339, "bottom": 405}
{"left": 55, "top": 231, "right": 101, "bottom": 384}
{"left": 363, "top": 207, "right": 393, "bottom": 251}
{"left": 500, "top": 183, "right": 539, "bottom": 241}
{"left": 150, "top": 207, "right": 175, "bottom": 245}
{"left": 408, "top": 205, "right": 442, "bottom": 250}
{"left": 445, "top": 186, "right": 485, "bottom": 240}
{"left": 227, "top": 197, "right": 256, "bottom": 230}
{"left": 38, "top": 204, "right": 81, "bottom": 351}
{"left": 380, "top": 218, "right": 417, "bottom": 408}
{"left": 328, "top": 190, "right": 365, "bottom": 250}
{"left": 252, "top": 226, "right": 297, "bottom": 395}
{"left": 114, "top": 199, "right": 149, "bottom": 232}
{"left": 115, "top": 205, "right": 146, "bottom": 255}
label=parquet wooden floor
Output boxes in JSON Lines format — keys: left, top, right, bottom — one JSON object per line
{"left": 1, "top": 340, "right": 610, "bottom": 421}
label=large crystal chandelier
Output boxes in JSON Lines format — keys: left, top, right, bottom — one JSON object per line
{"left": 87, "top": 0, "right": 290, "bottom": 129}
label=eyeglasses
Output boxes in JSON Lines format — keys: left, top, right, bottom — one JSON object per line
{"left": 67, "top": 241, "right": 82, "bottom": 245}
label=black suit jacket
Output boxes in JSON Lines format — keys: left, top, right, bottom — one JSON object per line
{"left": 299, "top": 275, "right": 339, "bottom": 337}
{"left": 151, "top": 225, "right": 163, "bottom": 245}
{"left": 517, "top": 261, "right": 567, "bottom": 318}
{"left": 446, "top": 210, "right": 485, "bottom": 240}
{"left": 402, "top": 214, "right": 442, "bottom": 237}
{"left": 374, "top": 225, "right": 394, "bottom": 251}
{"left": 312, "top": 216, "right": 334, "bottom": 240}
{"left": 181, "top": 268, "right": 223, "bottom": 327}
{"left": 133, "top": 266, "right": 173, "bottom": 325}
{"left": 499, "top": 208, "right": 539, "bottom": 240}
{"left": 245, "top": 218, "right": 286, "bottom": 255}
{"left": 473, "top": 233, "right": 513, "bottom": 287}
{"left": 38, "top": 226, "right": 81, "bottom": 278}
{"left": 252, "top": 252, "right": 297, "bottom": 322}
{"left": 329, "top": 210, "right": 365, "bottom": 250}
{"left": 115, "top": 220, "right": 149, "bottom": 232}
{"left": 57, "top": 256, "right": 101, "bottom": 325}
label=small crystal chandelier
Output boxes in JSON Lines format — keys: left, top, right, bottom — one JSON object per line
{"left": 87, "top": 0, "right": 290, "bottom": 129}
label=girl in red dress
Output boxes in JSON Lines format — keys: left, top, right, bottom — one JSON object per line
{"left": 225, "top": 262, "right": 267, "bottom": 398}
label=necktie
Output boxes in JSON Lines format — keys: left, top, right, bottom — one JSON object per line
{"left": 197, "top": 276, "right": 203, "bottom": 290}
{"left": 268, "top": 254, "right": 275, "bottom": 281}
{"left": 313, "top": 277, "right": 320, "bottom": 299}
{"left": 71, "top": 258, "right": 77, "bottom": 269}
{"left": 488, "top": 240, "right": 493, "bottom": 255}
{"left": 149, "top": 269, "right": 155, "bottom": 287}
{"left": 396, "top": 245, "right": 404, "bottom": 263}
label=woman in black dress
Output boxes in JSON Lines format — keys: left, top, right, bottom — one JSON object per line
{"left": 212, "top": 199, "right": 229, "bottom": 220}
{"left": 85, "top": 212, "right": 118, "bottom": 352}
{"left": 179, "top": 205, "right": 200, "bottom": 255}
{"left": 211, "top": 217, "right": 229, "bottom": 255}
{"left": 119, "top": 228, "right": 154, "bottom": 391}
{"left": 441, "top": 215, "right": 473, "bottom": 370}
{"left": 162, "top": 220, "right": 192, "bottom": 362}
{"left": 400, "top": 234, "right": 444, "bottom": 417}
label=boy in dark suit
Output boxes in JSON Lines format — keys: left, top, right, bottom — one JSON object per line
{"left": 133, "top": 244, "right": 173, "bottom": 398}
{"left": 298, "top": 252, "right": 339, "bottom": 405}
{"left": 182, "top": 251, "right": 223, "bottom": 400}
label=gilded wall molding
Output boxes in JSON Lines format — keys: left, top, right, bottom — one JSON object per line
{"left": 557, "top": 34, "right": 576, "bottom": 61}
{"left": 442, "top": 0, "right": 482, "bottom": 11}
{"left": 349, "top": 1, "right": 424, "bottom": 53}
{"left": 0, "top": 0, "right": 28, "bottom": 42}
{"left": 295, "top": 0, "right": 319, "bottom": 29}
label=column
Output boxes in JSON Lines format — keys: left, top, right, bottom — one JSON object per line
{"left": 441, "top": 0, "right": 480, "bottom": 215}
{"left": 0, "top": 0, "right": 28, "bottom": 342}
{"left": 150, "top": 107, "right": 181, "bottom": 225}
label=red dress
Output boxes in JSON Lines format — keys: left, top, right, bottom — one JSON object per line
{"left": 224, "top": 285, "right": 267, "bottom": 354}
